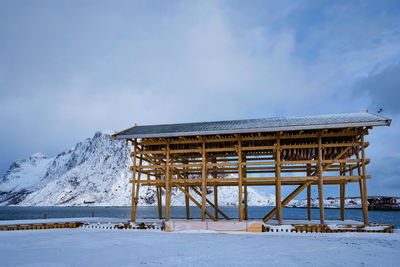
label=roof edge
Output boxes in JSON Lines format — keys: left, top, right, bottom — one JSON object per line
{"left": 114, "top": 120, "right": 390, "bottom": 139}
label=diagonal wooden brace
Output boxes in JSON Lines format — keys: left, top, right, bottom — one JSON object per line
{"left": 190, "top": 186, "right": 230, "bottom": 220}
{"left": 174, "top": 183, "right": 217, "bottom": 221}
{"left": 263, "top": 180, "right": 313, "bottom": 222}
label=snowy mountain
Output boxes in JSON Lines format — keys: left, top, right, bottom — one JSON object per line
{"left": 0, "top": 131, "right": 275, "bottom": 206}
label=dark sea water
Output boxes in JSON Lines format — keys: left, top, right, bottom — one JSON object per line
{"left": 1, "top": 206, "right": 399, "bottom": 228}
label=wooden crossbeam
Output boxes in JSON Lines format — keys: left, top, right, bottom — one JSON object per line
{"left": 138, "top": 130, "right": 361, "bottom": 146}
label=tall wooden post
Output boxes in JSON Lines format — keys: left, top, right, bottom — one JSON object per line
{"left": 275, "top": 133, "right": 282, "bottom": 223}
{"left": 131, "top": 139, "right": 137, "bottom": 222}
{"left": 361, "top": 130, "right": 369, "bottom": 224}
{"left": 356, "top": 151, "right": 364, "bottom": 204}
{"left": 306, "top": 163, "right": 311, "bottom": 221}
{"left": 317, "top": 131, "right": 325, "bottom": 224}
{"left": 156, "top": 174, "right": 162, "bottom": 219}
{"left": 201, "top": 141, "right": 207, "bottom": 221}
{"left": 132, "top": 145, "right": 143, "bottom": 221}
{"left": 243, "top": 155, "right": 248, "bottom": 220}
{"left": 238, "top": 136, "right": 243, "bottom": 221}
{"left": 340, "top": 163, "right": 345, "bottom": 221}
{"left": 165, "top": 143, "right": 171, "bottom": 221}
{"left": 184, "top": 160, "right": 190, "bottom": 220}
{"left": 212, "top": 157, "right": 218, "bottom": 220}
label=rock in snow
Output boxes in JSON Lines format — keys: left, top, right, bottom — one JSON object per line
{"left": 0, "top": 131, "right": 275, "bottom": 206}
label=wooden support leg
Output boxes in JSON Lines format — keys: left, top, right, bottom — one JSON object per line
{"left": 275, "top": 133, "right": 282, "bottom": 223}
{"left": 340, "top": 163, "right": 345, "bottom": 221}
{"left": 244, "top": 184, "right": 248, "bottom": 220}
{"left": 243, "top": 155, "right": 248, "bottom": 220}
{"left": 238, "top": 137, "right": 243, "bottom": 221}
{"left": 185, "top": 185, "right": 190, "bottom": 220}
{"left": 157, "top": 185, "right": 162, "bottom": 219}
{"left": 183, "top": 161, "right": 190, "bottom": 220}
{"left": 306, "top": 164, "right": 311, "bottom": 221}
{"left": 212, "top": 157, "right": 218, "bottom": 220}
{"left": 340, "top": 182, "right": 345, "bottom": 221}
{"left": 165, "top": 144, "right": 171, "bottom": 221}
{"left": 131, "top": 140, "right": 137, "bottom": 222}
{"left": 317, "top": 131, "right": 325, "bottom": 224}
{"left": 201, "top": 141, "right": 207, "bottom": 221}
{"left": 356, "top": 151, "right": 364, "bottom": 211}
{"left": 133, "top": 149, "right": 143, "bottom": 221}
{"left": 361, "top": 132, "right": 369, "bottom": 224}
{"left": 213, "top": 185, "right": 218, "bottom": 220}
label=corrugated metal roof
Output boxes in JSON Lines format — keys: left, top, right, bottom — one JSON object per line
{"left": 113, "top": 112, "right": 391, "bottom": 139}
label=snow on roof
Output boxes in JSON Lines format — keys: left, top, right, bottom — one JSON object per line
{"left": 113, "top": 112, "right": 391, "bottom": 139}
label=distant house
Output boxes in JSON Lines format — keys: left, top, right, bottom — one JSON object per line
{"left": 368, "top": 196, "right": 400, "bottom": 210}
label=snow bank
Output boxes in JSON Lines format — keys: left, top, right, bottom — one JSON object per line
{"left": 0, "top": 229, "right": 399, "bottom": 266}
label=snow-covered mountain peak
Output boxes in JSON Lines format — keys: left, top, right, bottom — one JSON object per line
{"left": 29, "top": 152, "right": 46, "bottom": 160}
{"left": 96, "top": 129, "right": 115, "bottom": 135}
{"left": 0, "top": 131, "right": 275, "bottom": 207}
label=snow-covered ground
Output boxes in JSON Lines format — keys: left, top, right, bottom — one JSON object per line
{"left": 0, "top": 228, "right": 399, "bottom": 266}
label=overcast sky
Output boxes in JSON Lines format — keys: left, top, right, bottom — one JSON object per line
{"left": 1, "top": 0, "right": 399, "bottom": 197}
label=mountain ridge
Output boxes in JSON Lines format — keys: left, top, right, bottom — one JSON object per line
{"left": 0, "top": 131, "right": 275, "bottom": 206}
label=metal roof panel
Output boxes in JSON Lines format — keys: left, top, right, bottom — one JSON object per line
{"left": 113, "top": 112, "right": 391, "bottom": 139}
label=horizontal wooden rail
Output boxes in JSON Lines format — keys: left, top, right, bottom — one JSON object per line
{"left": 135, "top": 143, "right": 367, "bottom": 155}
{"left": 138, "top": 131, "right": 362, "bottom": 146}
